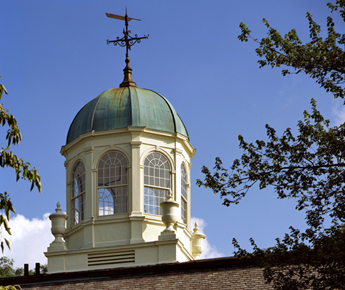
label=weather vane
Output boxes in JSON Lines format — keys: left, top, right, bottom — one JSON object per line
{"left": 106, "top": 10, "right": 149, "bottom": 87}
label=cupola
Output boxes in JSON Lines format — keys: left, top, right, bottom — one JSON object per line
{"left": 45, "top": 11, "right": 205, "bottom": 273}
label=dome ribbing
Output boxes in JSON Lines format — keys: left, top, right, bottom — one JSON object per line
{"left": 66, "top": 87, "right": 188, "bottom": 144}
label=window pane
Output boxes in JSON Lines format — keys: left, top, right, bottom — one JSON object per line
{"left": 98, "top": 152, "right": 128, "bottom": 216}
{"left": 72, "top": 161, "right": 85, "bottom": 198}
{"left": 143, "top": 152, "right": 171, "bottom": 215}
{"left": 123, "top": 176, "right": 127, "bottom": 184}
{"left": 110, "top": 166, "right": 116, "bottom": 184}
{"left": 181, "top": 163, "right": 187, "bottom": 224}
{"left": 181, "top": 198, "right": 187, "bottom": 224}
{"left": 144, "top": 153, "right": 170, "bottom": 188}
{"left": 73, "top": 194, "right": 85, "bottom": 225}
{"left": 144, "top": 186, "right": 168, "bottom": 215}
{"left": 99, "top": 188, "right": 114, "bottom": 215}
{"left": 114, "top": 187, "right": 128, "bottom": 214}
{"left": 181, "top": 163, "right": 187, "bottom": 199}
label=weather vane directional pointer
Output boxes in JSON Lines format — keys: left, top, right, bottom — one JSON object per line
{"left": 106, "top": 10, "right": 149, "bottom": 87}
{"left": 106, "top": 10, "right": 149, "bottom": 60}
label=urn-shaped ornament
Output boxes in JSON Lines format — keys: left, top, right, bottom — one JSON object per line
{"left": 49, "top": 202, "right": 67, "bottom": 245}
{"left": 192, "top": 222, "right": 206, "bottom": 259}
{"left": 160, "top": 191, "right": 179, "bottom": 233}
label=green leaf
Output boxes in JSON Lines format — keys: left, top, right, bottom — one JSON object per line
{"left": 4, "top": 239, "right": 10, "bottom": 250}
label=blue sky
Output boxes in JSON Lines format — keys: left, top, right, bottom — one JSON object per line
{"left": 1, "top": 1, "right": 344, "bottom": 267}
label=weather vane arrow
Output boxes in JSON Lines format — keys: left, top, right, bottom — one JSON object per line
{"left": 106, "top": 10, "right": 149, "bottom": 60}
{"left": 106, "top": 10, "right": 149, "bottom": 87}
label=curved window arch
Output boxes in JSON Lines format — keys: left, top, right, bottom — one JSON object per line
{"left": 98, "top": 151, "right": 128, "bottom": 215}
{"left": 144, "top": 152, "right": 171, "bottom": 215}
{"left": 72, "top": 161, "right": 85, "bottom": 225}
{"left": 181, "top": 163, "right": 187, "bottom": 224}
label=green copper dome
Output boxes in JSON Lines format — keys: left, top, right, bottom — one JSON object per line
{"left": 66, "top": 87, "right": 189, "bottom": 144}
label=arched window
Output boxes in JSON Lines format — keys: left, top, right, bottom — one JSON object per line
{"left": 72, "top": 161, "right": 85, "bottom": 225}
{"left": 98, "top": 151, "right": 128, "bottom": 215}
{"left": 144, "top": 152, "right": 170, "bottom": 215}
{"left": 181, "top": 163, "right": 187, "bottom": 224}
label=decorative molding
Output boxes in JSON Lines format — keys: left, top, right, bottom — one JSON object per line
{"left": 130, "top": 141, "right": 142, "bottom": 147}
{"left": 83, "top": 146, "right": 94, "bottom": 154}
{"left": 60, "top": 146, "right": 66, "bottom": 157}
{"left": 129, "top": 215, "right": 145, "bottom": 221}
{"left": 93, "top": 145, "right": 111, "bottom": 149}
{"left": 175, "top": 148, "right": 183, "bottom": 155}
{"left": 128, "top": 126, "right": 146, "bottom": 132}
{"left": 129, "top": 211, "right": 143, "bottom": 216}
{"left": 63, "top": 127, "right": 132, "bottom": 152}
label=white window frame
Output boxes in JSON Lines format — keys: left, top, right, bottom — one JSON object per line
{"left": 144, "top": 152, "right": 171, "bottom": 215}
{"left": 98, "top": 151, "right": 128, "bottom": 216}
{"left": 72, "top": 161, "right": 85, "bottom": 225}
{"left": 181, "top": 163, "right": 187, "bottom": 224}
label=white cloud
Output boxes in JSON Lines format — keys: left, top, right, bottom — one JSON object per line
{"left": 332, "top": 99, "right": 345, "bottom": 125}
{"left": 191, "top": 217, "right": 224, "bottom": 259}
{"left": 2, "top": 213, "right": 52, "bottom": 269}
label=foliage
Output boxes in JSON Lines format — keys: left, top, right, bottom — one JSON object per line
{"left": 0, "top": 257, "right": 22, "bottom": 278}
{"left": 197, "top": 1, "right": 345, "bottom": 289}
{"left": 199, "top": 101, "right": 345, "bottom": 289}
{"left": 0, "top": 78, "right": 41, "bottom": 252}
{"left": 0, "top": 256, "right": 47, "bottom": 278}
{"left": 238, "top": 0, "right": 345, "bottom": 101}
{"left": 199, "top": 100, "right": 345, "bottom": 229}
{"left": 39, "top": 264, "right": 47, "bottom": 275}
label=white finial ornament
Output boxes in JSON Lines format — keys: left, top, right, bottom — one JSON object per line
{"left": 159, "top": 191, "right": 179, "bottom": 240}
{"left": 192, "top": 222, "right": 206, "bottom": 259}
{"left": 56, "top": 202, "right": 62, "bottom": 213}
{"left": 48, "top": 202, "right": 68, "bottom": 252}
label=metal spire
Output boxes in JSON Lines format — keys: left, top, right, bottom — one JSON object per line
{"left": 106, "top": 10, "right": 149, "bottom": 87}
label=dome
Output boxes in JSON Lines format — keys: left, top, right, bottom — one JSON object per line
{"left": 66, "top": 86, "right": 189, "bottom": 144}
